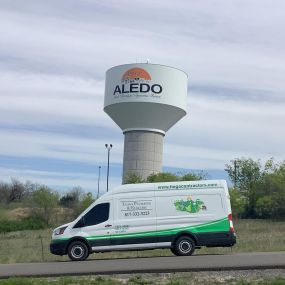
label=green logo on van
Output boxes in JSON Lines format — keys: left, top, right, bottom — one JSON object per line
{"left": 174, "top": 197, "right": 206, "bottom": 213}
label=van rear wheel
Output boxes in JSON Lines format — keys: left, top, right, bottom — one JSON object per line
{"left": 170, "top": 247, "right": 177, "bottom": 255}
{"left": 174, "top": 236, "right": 195, "bottom": 256}
{"left": 68, "top": 241, "right": 89, "bottom": 261}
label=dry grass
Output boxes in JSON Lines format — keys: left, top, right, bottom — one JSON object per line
{"left": 0, "top": 219, "right": 284, "bottom": 264}
{"left": 5, "top": 208, "right": 31, "bottom": 220}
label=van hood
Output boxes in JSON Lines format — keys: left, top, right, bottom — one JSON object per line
{"left": 53, "top": 222, "right": 71, "bottom": 231}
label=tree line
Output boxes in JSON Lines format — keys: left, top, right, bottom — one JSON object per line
{"left": 0, "top": 157, "right": 284, "bottom": 231}
{"left": 125, "top": 158, "right": 285, "bottom": 219}
{"left": 0, "top": 181, "right": 95, "bottom": 229}
{"left": 225, "top": 158, "right": 285, "bottom": 219}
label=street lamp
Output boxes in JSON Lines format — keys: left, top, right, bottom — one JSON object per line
{"left": 97, "top": 166, "right": 101, "bottom": 199}
{"left": 105, "top": 144, "right": 113, "bottom": 192}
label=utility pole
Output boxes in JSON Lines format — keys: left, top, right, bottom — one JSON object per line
{"left": 234, "top": 160, "right": 237, "bottom": 189}
{"left": 105, "top": 144, "right": 112, "bottom": 192}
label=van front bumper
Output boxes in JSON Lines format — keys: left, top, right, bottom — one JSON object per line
{"left": 50, "top": 239, "right": 69, "bottom": 256}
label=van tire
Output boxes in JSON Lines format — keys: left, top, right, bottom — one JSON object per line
{"left": 174, "top": 236, "right": 195, "bottom": 256}
{"left": 170, "top": 247, "right": 177, "bottom": 255}
{"left": 67, "top": 241, "right": 89, "bottom": 261}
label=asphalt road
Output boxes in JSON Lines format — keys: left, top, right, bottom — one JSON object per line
{"left": 0, "top": 252, "right": 285, "bottom": 278}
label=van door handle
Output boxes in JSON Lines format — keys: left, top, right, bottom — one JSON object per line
{"left": 105, "top": 224, "right": 112, "bottom": 228}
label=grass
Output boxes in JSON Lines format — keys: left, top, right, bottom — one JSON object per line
{"left": 0, "top": 275, "right": 285, "bottom": 285}
{"left": 0, "top": 217, "right": 46, "bottom": 233}
{"left": 199, "top": 219, "right": 285, "bottom": 254}
{"left": 0, "top": 219, "right": 284, "bottom": 264}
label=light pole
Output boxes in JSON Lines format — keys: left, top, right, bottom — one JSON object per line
{"left": 105, "top": 144, "right": 112, "bottom": 192}
{"left": 234, "top": 160, "right": 236, "bottom": 189}
{"left": 97, "top": 166, "right": 101, "bottom": 199}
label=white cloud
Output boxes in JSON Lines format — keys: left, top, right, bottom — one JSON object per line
{"left": 0, "top": 166, "right": 121, "bottom": 194}
{"left": 0, "top": 129, "right": 124, "bottom": 165}
{"left": 0, "top": 72, "right": 107, "bottom": 125}
{"left": 0, "top": 0, "right": 284, "bottom": 188}
{"left": 166, "top": 95, "right": 285, "bottom": 166}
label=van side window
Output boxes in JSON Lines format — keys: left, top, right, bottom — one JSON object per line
{"left": 82, "top": 203, "right": 110, "bottom": 227}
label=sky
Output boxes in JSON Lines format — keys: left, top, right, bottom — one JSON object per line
{"left": 0, "top": 0, "right": 284, "bottom": 195}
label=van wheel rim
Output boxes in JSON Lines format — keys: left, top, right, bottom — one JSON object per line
{"left": 179, "top": 241, "right": 192, "bottom": 253}
{"left": 71, "top": 245, "right": 84, "bottom": 258}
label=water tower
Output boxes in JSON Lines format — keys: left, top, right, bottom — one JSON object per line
{"left": 104, "top": 63, "right": 188, "bottom": 183}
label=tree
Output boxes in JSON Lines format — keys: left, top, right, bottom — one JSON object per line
{"left": 225, "top": 158, "right": 263, "bottom": 217}
{"left": 225, "top": 158, "right": 262, "bottom": 192}
{"left": 31, "top": 186, "right": 59, "bottom": 225}
{"left": 226, "top": 158, "right": 285, "bottom": 219}
{"left": 181, "top": 171, "right": 207, "bottom": 181}
{"left": 229, "top": 188, "right": 246, "bottom": 219}
{"left": 255, "top": 196, "right": 273, "bottom": 218}
{"left": 146, "top": 171, "right": 205, "bottom": 183}
{"left": 9, "top": 178, "right": 26, "bottom": 202}
{"left": 0, "top": 179, "right": 29, "bottom": 204}
{"left": 146, "top": 172, "right": 179, "bottom": 183}
{"left": 124, "top": 171, "right": 205, "bottom": 184}
{"left": 0, "top": 182, "right": 10, "bottom": 204}
{"left": 260, "top": 163, "right": 285, "bottom": 218}
{"left": 59, "top": 187, "right": 83, "bottom": 208}
{"left": 124, "top": 172, "right": 145, "bottom": 184}
{"left": 23, "top": 181, "right": 37, "bottom": 198}
{"left": 75, "top": 192, "right": 95, "bottom": 216}
{"left": 271, "top": 191, "right": 285, "bottom": 218}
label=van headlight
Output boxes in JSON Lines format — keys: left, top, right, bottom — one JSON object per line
{"left": 54, "top": 226, "right": 67, "bottom": 236}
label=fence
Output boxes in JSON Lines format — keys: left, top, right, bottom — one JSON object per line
{"left": 0, "top": 229, "right": 172, "bottom": 263}
{"left": 0, "top": 229, "right": 69, "bottom": 263}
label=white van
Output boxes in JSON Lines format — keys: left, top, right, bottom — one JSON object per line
{"left": 50, "top": 180, "right": 236, "bottom": 261}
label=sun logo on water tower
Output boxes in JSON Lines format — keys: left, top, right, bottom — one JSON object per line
{"left": 113, "top": 67, "right": 162, "bottom": 95}
{"left": 121, "top": 68, "right": 151, "bottom": 83}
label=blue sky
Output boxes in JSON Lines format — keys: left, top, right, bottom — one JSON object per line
{"left": 0, "top": 0, "right": 284, "bottom": 194}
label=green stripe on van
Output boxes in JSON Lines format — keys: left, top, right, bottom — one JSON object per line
{"left": 54, "top": 217, "right": 229, "bottom": 242}
{"left": 85, "top": 217, "right": 229, "bottom": 241}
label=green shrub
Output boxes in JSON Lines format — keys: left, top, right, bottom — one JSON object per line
{"left": 255, "top": 196, "right": 273, "bottom": 218}
{"left": 30, "top": 187, "right": 59, "bottom": 226}
{"left": 229, "top": 188, "right": 247, "bottom": 218}
{"left": 147, "top": 172, "right": 179, "bottom": 182}
{"left": 0, "top": 216, "right": 46, "bottom": 233}
{"left": 124, "top": 172, "right": 145, "bottom": 184}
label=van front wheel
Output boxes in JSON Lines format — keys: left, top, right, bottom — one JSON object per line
{"left": 174, "top": 236, "right": 195, "bottom": 256}
{"left": 68, "top": 241, "right": 89, "bottom": 261}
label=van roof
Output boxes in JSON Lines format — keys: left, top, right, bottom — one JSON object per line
{"left": 109, "top": 179, "right": 227, "bottom": 194}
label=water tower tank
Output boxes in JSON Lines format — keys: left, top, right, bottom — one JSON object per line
{"left": 104, "top": 63, "right": 188, "bottom": 183}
